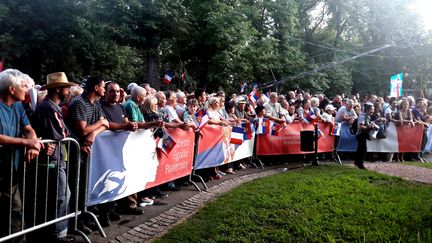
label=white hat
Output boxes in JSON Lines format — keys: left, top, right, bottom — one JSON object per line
{"left": 325, "top": 104, "right": 336, "bottom": 111}
{"left": 236, "top": 96, "right": 247, "bottom": 104}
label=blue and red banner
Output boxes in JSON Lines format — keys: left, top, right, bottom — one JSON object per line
{"left": 336, "top": 122, "right": 423, "bottom": 152}
{"left": 87, "top": 128, "right": 194, "bottom": 206}
{"left": 195, "top": 125, "right": 255, "bottom": 169}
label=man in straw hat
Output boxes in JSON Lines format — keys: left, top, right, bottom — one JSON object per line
{"left": 33, "top": 72, "right": 76, "bottom": 242}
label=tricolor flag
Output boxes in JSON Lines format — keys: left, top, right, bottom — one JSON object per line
{"left": 163, "top": 71, "right": 174, "bottom": 84}
{"left": 331, "top": 122, "right": 341, "bottom": 136}
{"left": 303, "top": 111, "right": 318, "bottom": 124}
{"left": 241, "top": 122, "right": 253, "bottom": 140}
{"left": 195, "top": 109, "right": 209, "bottom": 131}
{"left": 256, "top": 118, "right": 270, "bottom": 134}
{"left": 316, "top": 129, "right": 324, "bottom": 139}
{"left": 248, "top": 90, "right": 261, "bottom": 104}
{"left": 157, "top": 130, "right": 176, "bottom": 156}
{"left": 230, "top": 127, "right": 245, "bottom": 145}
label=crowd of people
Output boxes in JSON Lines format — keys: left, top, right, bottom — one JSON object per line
{"left": 0, "top": 68, "right": 429, "bottom": 242}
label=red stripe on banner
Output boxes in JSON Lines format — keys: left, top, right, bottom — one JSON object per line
{"left": 145, "top": 128, "right": 195, "bottom": 189}
{"left": 256, "top": 122, "right": 334, "bottom": 155}
{"left": 197, "top": 125, "right": 225, "bottom": 153}
{"left": 397, "top": 124, "right": 424, "bottom": 152}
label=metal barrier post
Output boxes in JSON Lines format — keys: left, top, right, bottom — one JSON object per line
{"left": 0, "top": 138, "right": 106, "bottom": 243}
{"left": 190, "top": 132, "right": 208, "bottom": 191}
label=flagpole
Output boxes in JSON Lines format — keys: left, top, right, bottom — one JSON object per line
{"left": 312, "top": 123, "right": 319, "bottom": 166}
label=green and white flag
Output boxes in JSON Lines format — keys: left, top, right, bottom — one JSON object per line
{"left": 390, "top": 73, "right": 403, "bottom": 98}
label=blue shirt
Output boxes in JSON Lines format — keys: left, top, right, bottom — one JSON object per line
{"left": 0, "top": 102, "right": 30, "bottom": 169}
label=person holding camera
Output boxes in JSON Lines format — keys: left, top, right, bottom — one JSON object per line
{"left": 355, "top": 103, "right": 375, "bottom": 169}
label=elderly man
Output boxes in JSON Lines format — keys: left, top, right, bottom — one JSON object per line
{"left": 335, "top": 99, "right": 357, "bottom": 124}
{"left": 0, "top": 69, "right": 43, "bottom": 240}
{"left": 234, "top": 96, "right": 248, "bottom": 119}
{"left": 263, "top": 92, "right": 286, "bottom": 123}
{"left": 156, "top": 91, "right": 189, "bottom": 129}
{"left": 175, "top": 91, "right": 187, "bottom": 118}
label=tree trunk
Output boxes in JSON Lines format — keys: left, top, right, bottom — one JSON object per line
{"left": 146, "top": 49, "right": 160, "bottom": 90}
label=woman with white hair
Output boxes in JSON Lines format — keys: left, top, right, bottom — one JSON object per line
{"left": 207, "top": 97, "right": 228, "bottom": 126}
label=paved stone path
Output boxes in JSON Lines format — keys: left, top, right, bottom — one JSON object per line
{"left": 364, "top": 162, "right": 432, "bottom": 184}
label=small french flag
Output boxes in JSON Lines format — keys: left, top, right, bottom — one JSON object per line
{"left": 195, "top": 109, "right": 209, "bottom": 131}
{"left": 230, "top": 127, "right": 245, "bottom": 145}
{"left": 317, "top": 129, "right": 324, "bottom": 139}
{"left": 303, "top": 111, "right": 318, "bottom": 124}
{"left": 331, "top": 122, "right": 341, "bottom": 136}
{"left": 163, "top": 71, "right": 174, "bottom": 84}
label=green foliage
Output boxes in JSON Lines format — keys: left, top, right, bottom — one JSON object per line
{"left": 0, "top": 0, "right": 431, "bottom": 94}
{"left": 156, "top": 165, "right": 432, "bottom": 242}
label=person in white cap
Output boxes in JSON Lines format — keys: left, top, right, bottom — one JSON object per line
{"left": 322, "top": 104, "right": 336, "bottom": 124}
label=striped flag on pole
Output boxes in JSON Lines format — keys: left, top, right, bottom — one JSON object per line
{"left": 230, "top": 127, "right": 245, "bottom": 145}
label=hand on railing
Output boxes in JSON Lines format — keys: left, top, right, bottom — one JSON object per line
{"left": 26, "top": 148, "right": 40, "bottom": 162}
{"left": 25, "top": 137, "right": 43, "bottom": 151}
{"left": 45, "top": 143, "right": 56, "bottom": 156}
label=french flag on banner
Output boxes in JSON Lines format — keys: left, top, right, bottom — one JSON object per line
{"left": 157, "top": 130, "right": 176, "bottom": 156}
{"left": 303, "top": 111, "right": 318, "bottom": 124}
{"left": 195, "top": 109, "right": 209, "bottom": 131}
{"left": 230, "top": 127, "right": 245, "bottom": 145}
{"left": 163, "top": 71, "right": 174, "bottom": 84}
{"left": 331, "top": 122, "right": 341, "bottom": 136}
{"left": 256, "top": 118, "right": 270, "bottom": 134}
{"left": 241, "top": 122, "right": 253, "bottom": 140}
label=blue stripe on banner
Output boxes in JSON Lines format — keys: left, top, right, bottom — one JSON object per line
{"left": 195, "top": 142, "right": 225, "bottom": 169}
{"left": 336, "top": 122, "right": 357, "bottom": 152}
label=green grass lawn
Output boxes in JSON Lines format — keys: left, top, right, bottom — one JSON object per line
{"left": 156, "top": 165, "right": 432, "bottom": 242}
{"left": 401, "top": 161, "right": 432, "bottom": 169}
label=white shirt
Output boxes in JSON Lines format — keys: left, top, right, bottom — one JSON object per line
{"left": 335, "top": 106, "right": 357, "bottom": 123}
{"left": 164, "top": 105, "right": 180, "bottom": 122}
{"left": 264, "top": 101, "right": 283, "bottom": 118}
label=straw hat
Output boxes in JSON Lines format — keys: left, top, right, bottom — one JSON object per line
{"left": 40, "top": 72, "right": 77, "bottom": 91}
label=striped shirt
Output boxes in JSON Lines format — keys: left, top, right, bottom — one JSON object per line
{"left": 68, "top": 93, "right": 105, "bottom": 141}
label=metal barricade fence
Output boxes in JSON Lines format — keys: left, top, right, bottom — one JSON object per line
{"left": 0, "top": 138, "right": 105, "bottom": 243}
